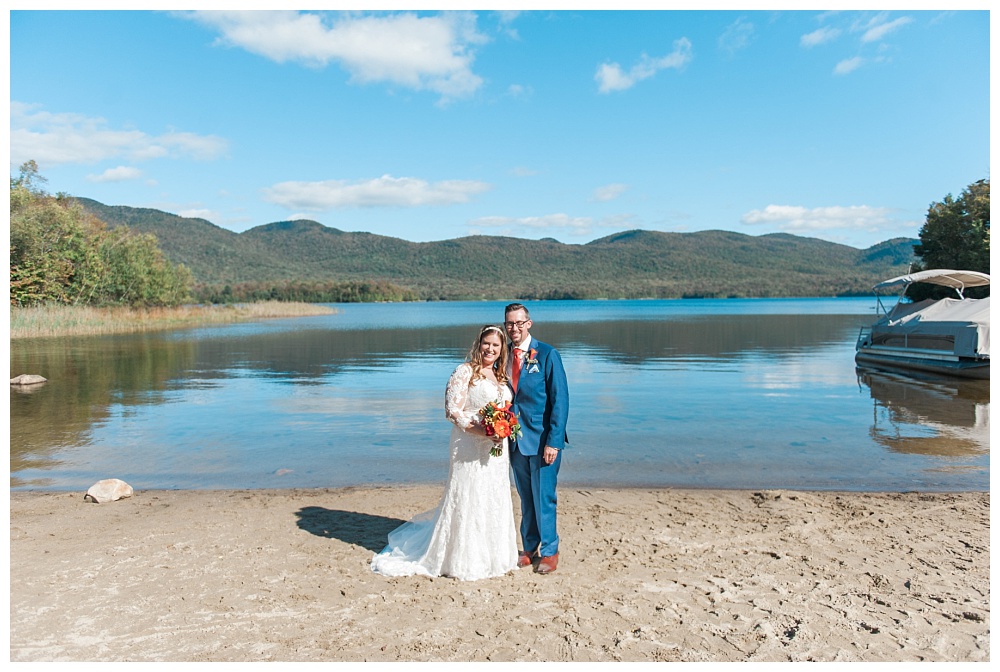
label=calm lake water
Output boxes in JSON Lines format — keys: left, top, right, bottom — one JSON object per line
{"left": 10, "top": 299, "right": 990, "bottom": 492}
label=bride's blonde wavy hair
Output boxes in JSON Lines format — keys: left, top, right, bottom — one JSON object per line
{"left": 468, "top": 324, "right": 510, "bottom": 384}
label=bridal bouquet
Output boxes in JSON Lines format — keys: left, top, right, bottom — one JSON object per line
{"left": 479, "top": 400, "right": 522, "bottom": 457}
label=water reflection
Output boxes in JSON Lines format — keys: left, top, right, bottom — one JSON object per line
{"left": 857, "top": 368, "right": 990, "bottom": 457}
{"left": 8, "top": 301, "right": 988, "bottom": 491}
{"left": 177, "top": 326, "right": 470, "bottom": 381}
{"left": 542, "top": 314, "right": 870, "bottom": 365}
{"left": 10, "top": 335, "right": 197, "bottom": 486}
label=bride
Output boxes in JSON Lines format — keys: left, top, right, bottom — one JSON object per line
{"left": 370, "top": 325, "right": 519, "bottom": 580}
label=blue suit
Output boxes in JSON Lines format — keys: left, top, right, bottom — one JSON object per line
{"left": 509, "top": 337, "right": 569, "bottom": 558}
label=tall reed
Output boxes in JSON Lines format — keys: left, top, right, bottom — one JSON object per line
{"left": 10, "top": 302, "right": 336, "bottom": 339}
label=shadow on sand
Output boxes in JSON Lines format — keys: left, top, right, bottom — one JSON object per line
{"left": 294, "top": 506, "right": 405, "bottom": 552}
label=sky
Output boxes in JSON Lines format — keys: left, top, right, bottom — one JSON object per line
{"left": 7, "top": 5, "right": 992, "bottom": 250}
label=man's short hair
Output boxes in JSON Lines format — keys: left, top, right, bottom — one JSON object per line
{"left": 504, "top": 302, "right": 529, "bottom": 318}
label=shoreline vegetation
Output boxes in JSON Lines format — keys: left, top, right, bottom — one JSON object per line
{"left": 9, "top": 301, "right": 336, "bottom": 339}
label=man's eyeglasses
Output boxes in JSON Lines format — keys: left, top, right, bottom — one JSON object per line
{"left": 504, "top": 320, "right": 529, "bottom": 329}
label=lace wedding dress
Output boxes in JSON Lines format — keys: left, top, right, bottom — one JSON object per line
{"left": 370, "top": 363, "right": 518, "bottom": 581}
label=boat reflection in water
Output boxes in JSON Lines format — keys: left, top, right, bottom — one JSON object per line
{"left": 857, "top": 367, "right": 990, "bottom": 457}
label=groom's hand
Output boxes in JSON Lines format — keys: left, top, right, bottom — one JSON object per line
{"left": 542, "top": 446, "right": 559, "bottom": 465}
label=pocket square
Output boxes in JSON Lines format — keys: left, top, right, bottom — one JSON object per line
{"left": 527, "top": 364, "right": 540, "bottom": 373}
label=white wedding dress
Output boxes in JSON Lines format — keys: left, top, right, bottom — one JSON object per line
{"left": 370, "top": 363, "right": 518, "bottom": 580}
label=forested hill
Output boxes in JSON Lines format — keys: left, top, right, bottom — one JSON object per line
{"left": 76, "top": 197, "right": 917, "bottom": 300}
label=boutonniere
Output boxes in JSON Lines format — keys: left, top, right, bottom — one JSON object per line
{"left": 526, "top": 348, "right": 539, "bottom": 366}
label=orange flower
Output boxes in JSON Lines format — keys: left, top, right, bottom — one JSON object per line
{"left": 493, "top": 419, "right": 511, "bottom": 438}
{"left": 479, "top": 400, "right": 522, "bottom": 456}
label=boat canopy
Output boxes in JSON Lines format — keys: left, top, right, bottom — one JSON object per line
{"left": 873, "top": 269, "right": 991, "bottom": 295}
{"left": 884, "top": 296, "right": 990, "bottom": 357}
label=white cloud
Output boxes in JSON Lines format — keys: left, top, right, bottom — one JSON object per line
{"left": 496, "top": 10, "right": 520, "bottom": 26}
{"left": 833, "top": 56, "right": 864, "bottom": 75}
{"left": 183, "top": 10, "right": 487, "bottom": 102}
{"left": 507, "top": 83, "right": 532, "bottom": 98}
{"left": 860, "top": 15, "right": 913, "bottom": 43}
{"left": 596, "top": 37, "right": 692, "bottom": 93}
{"left": 601, "top": 213, "right": 640, "bottom": 231}
{"left": 718, "top": 17, "right": 754, "bottom": 55}
{"left": 496, "top": 10, "right": 520, "bottom": 39}
{"left": 177, "top": 208, "right": 219, "bottom": 221}
{"left": 262, "top": 174, "right": 491, "bottom": 210}
{"left": 86, "top": 166, "right": 143, "bottom": 183}
{"left": 592, "top": 183, "right": 628, "bottom": 202}
{"left": 807, "top": 12, "right": 912, "bottom": 76}
{"left": 470, "top": 213, "right": 595, "bottom": 237}
{"left": 800, "top": 26, "right": 841, "bottom": 47}
{"left": 741, "top": 204, "right": 899, "bottom": 235}
{"left": 509, "top": 166, "right": 538, "bottom": 177}
{"left": 156, "top": 131, "right": 230, "bottom": 160}
{"left": 594, "top": 64, "right": 633, "bottom": 94}
{"left": 469, "top": 212, "right": 641, "bottom": 241}
{"left": 10, "top": 102, "right": 228, "bottom": 167}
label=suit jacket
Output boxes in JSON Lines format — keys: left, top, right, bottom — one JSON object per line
{"left": 509, "top": 337, "right": 569, "bottom": 455}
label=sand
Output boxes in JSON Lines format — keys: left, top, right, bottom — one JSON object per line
{"left": 8, "top": 486, "right": 989, "bottom": 662}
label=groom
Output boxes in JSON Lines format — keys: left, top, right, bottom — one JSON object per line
{"left": 504, "top": 303, "right": 569, "bottom": 574}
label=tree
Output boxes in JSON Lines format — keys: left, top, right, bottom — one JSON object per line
{"left": 10, "top": 169, "right": 97, "bottom": 305}
{"left": 910, "top": 179, "right": 990, "bottom": 299}
{"left": 10, "top": 161, "right": 192, "bottom": 307}
{"left": 91, "top": 227, "right": 193, "bottom": 306}
{"left": 10, "top": 159, "right": 46, "bottom": 193}
{"left": 914, "top": 179, "right": 990, "bottom": 272}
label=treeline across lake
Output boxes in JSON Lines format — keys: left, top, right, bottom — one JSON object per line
{"left": 78, "top": 197, "right": 922, "bottom": 301}
{"left": 24, "top": 164, "right": 984, "bottom": 310}
{"left": 194, "top": 280, "right": 419, "bottom": 304}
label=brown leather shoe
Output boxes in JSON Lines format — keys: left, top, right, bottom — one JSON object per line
{"left": 517, "top": 551, "right": 536, "bottom": 568}
{"left": 535, "top": 552, "right": 559, "bottom": 574}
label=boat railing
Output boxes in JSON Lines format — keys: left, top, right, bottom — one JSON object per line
{"left": 856, "top": 326, "right": 872, "bottom": 350}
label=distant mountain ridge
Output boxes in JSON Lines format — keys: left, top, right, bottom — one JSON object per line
{"left": 75, "top": 197, "right": 917, "bottom": 300}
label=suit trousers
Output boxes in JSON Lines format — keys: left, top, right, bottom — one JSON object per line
{"left": 510, "top": 447, "right": 561, "bottom": 558}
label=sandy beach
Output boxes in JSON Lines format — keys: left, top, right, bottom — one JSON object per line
{"left": 9, "top": 485, "right": 989, "bottom": 662}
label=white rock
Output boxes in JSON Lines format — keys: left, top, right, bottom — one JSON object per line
{"left": 10, "top": 374, "right": 47, "bottom": 386}
{"left": 84, "top": 479, "right": 134, "bottom": 503}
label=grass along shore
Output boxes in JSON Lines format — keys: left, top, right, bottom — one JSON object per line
{"left": 9, "top": 301, "right": 336, "bottom": 339}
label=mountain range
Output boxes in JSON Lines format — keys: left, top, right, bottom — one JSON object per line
{"left": 75, "top": 197, "right": 917, "bottom": 300}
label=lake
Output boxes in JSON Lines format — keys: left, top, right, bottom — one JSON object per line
{"left": 9, "top": 299, "right": 990, "bottom": 492}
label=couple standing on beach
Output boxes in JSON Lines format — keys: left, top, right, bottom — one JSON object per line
{"left": 371, "top": 303, "right": 569, "bottom": 580}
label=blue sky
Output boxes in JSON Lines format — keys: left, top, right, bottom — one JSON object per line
{"left": 8, "top": 6, "right": 991, "bottom": 249}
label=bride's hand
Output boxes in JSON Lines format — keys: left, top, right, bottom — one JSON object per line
{"left": 475, "top": 424, "right": 501, "bottom": 444}
{"left": 471, "top": 422, "right": 492, "bottom": 438}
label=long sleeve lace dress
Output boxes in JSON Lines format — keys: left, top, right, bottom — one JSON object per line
{"left": 370, "top": 363, "right": 518, "bottom": 580}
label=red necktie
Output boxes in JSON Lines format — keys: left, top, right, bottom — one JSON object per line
{"left": 512, "top": 348, "right": 523, "bottom": 391}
